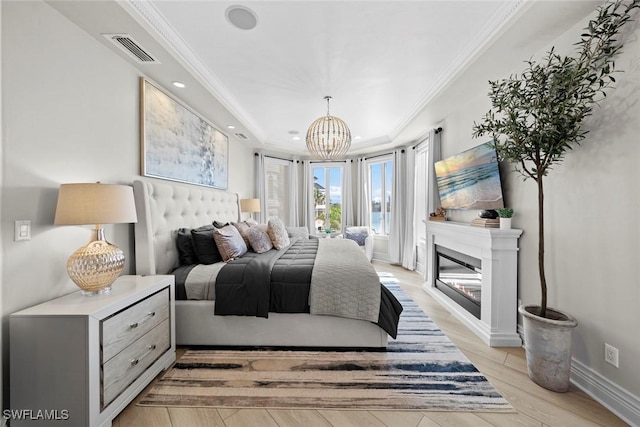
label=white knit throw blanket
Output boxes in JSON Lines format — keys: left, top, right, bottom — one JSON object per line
{"left": 309, "top": 238, "right": 381, "bottom": 323}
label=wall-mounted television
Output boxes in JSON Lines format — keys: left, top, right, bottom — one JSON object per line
{"left": 434, "top": 142, "right": 504, "bottom": 210}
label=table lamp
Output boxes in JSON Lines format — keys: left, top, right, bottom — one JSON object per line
{"left": 240, "top": 198, "right": 261, "bottom": 220}
{"left": 54, "top": 183, "right": 137, "bottom": 295}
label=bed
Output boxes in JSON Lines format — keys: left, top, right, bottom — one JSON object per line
{"left": 133, "top": 178, "right": 401, "bottom": 348}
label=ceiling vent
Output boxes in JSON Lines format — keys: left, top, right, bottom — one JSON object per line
{"left": 234, "top": 133, "right": 249, "bottom": 140}
{"left": 102, "top": 34, "right": 159, "bottom": 64}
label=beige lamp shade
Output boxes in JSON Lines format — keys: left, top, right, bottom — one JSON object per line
{"left": 54, "top": 183, "right": 137, "bottom": 225}
{"left": 240, "top": 198, "right": 261, "bottom": 213}
{"left": 54, "top": 183, "right": 137, "bottom": 295}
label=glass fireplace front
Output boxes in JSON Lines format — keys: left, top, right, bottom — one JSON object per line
{"left": 435, "top": 245, "right": 482, "bottom": 319}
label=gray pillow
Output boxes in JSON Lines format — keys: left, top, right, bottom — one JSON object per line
{"left": 245, "top": 227, "right": 273, "bottom": 254}
{"left": 191, "top": 224, "right": 223, "bottom": 264}
{"left": 213, "top": 225, "right": 248, "bottom": 261}
{"left": 231, "top": 221, "right": 252, "bottom": 247}
{"left": 175, "top": 228, "right": 199, "bottom": 265}
{"left": 286, "top": 226, "right": 309, "bottom": 239}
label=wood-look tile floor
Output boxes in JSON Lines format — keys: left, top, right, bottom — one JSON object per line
{"left": 114, "top": 262, "right": 628, "bottom": 427}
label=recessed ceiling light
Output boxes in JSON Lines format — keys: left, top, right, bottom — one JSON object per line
{"left": 226, "top": 6, "right": 258, "bottom": 30}
{"left": 227, "top": 125, "right": 236, "bottom": 129}
{"left": 292, "top": 136, "right": 301, "bottom": 141}
{"left": 172, "top": 81, "right": 185, "bottom": 88}
{"left": 354, "top": 136, "right": 362, "bottom": 140}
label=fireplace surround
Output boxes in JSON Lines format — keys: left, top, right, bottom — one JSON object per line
{"left": 424, "top": 221, "right": 523, "bottom": 347}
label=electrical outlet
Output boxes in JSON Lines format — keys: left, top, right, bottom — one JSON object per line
{"left": 604, "top": 343, "right": 619, "bottom": 368}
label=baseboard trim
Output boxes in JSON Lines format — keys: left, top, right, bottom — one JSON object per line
{"left": 571, "top": 360, "right": 640, "bottom": 426}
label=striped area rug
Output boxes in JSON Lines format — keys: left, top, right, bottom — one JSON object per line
{"left": 138, "top": 273, "right": 513, "bottom": 412}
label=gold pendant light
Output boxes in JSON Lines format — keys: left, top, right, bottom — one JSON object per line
{"left": 306, "top": 96, "right": 351, "bottom": 160}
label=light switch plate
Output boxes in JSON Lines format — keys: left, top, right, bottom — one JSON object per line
{"left": 14, "top": 220, "right": 31, "bottom": 241}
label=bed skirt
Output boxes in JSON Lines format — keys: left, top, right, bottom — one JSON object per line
{"left": 175, "top": 300, "right": 388, "bottom": 348}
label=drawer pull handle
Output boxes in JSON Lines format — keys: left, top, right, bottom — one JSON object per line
{"left": 129, "top": 311, "right": 156, "bottom": 329}
{"left": 130, "top": 344, "right": 157, "bottom": 366}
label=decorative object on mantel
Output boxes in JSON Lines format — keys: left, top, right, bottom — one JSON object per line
{"left": 496, "top": 207, "right": 514, "bottom": 229}
{"left": 428, "top": 207, "right": 447, "bottom": 221}
{"left": 470, "top": 217, "right": 499, "bottom": 228}
{"left": 306, "top": 96, "right": 351, "bottom": 161}
{"left": 473, "top": 0, "right": 639, "bottom": 392}
{"left": 54, "top": 183, "right": 137, "bottom": 295}
{"left": 140, "top": 77, "right": 229, "bottom": 189}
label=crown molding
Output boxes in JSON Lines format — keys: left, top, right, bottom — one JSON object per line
{"left": 121, "top": 0, "right": 267, "bottom": 142}
{"left": 389, "top": 0, "right": 530, "bottom": 141}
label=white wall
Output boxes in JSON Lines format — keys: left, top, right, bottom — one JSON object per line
{"left": 0, "top": 0, "right": 4, "bottom": 410}
{"left": 427, "top": 6, "right": 640, "bottom": 406}
{"left": 0, "top": 0, "right": 253, "bottom": 407}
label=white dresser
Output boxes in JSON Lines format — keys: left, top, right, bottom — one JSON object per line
{"left": 10, "top": 275, "right": 176, "bottom": 427}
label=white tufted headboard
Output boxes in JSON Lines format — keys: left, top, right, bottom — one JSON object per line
{"left": 133, "top": 179, "right": 241, "bottom": 275}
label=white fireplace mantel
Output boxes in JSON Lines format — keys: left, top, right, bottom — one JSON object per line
{"left": 424, "top": 220, "right": 523, "bottom": 347}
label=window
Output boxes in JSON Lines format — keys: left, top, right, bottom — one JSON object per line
{"left": 265, "top": 157, "right": 292, "bottom": 225}
{"left": 312, "top": 164, "right": 343, "bottom": 232}
{"left": 369, "top": 158, "right": 393, "bottom": 235}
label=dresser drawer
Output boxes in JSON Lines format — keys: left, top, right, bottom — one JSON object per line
{"left": 102, "top": 318, "right": 170, "bottom": 408}
{"left": 102, "top": 288, "right": 169, "bottom": 361}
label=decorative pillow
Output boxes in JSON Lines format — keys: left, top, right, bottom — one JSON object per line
{"left": 286, "top": 226, "right": 309, "bottom": 240}
{"left": 245, "top": 227, "right": 273, "bottom": 254}
{"left": 345, "top": 231, "right": 367, "bottom": 247}
{"left": 252, "top": 223, "right": 268, "bottom": 233}
{"left": 175, "top": 228, "right": 199, "bottom": 265}
{"left": 232, "top": 221, "right": 252, "bottom": 248}
{"left": 213, "top": 220, "right": 229, "bottom": 229}
{"left": 191, "top": 224, "right": 223, "bottom": 264}
{"left": 213, "top": 225, "right": 248, "bottom": 261}
{"left": 267, "top": 218, "right": 290, "bottom": 249}
{"left": 245, "top": 218, "right": 258, "bottom": 226}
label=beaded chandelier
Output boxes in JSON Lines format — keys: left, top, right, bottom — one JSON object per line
{"left": 306, "top": 96, "right": 351, "bottom": 161}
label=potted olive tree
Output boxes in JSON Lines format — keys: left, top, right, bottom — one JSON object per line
{"left": 473, "top": 0, "right": 639, "bottom": 392}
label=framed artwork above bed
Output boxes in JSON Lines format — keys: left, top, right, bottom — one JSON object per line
{"left": 140, "top": 77, "right": 229, "bottom": 189}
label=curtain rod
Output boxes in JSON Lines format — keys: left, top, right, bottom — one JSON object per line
{"left": 364, "top": 151, "right": 398, "bottom": 160}
{"left": 255, "top": 153, "right": 294, "bottom": 163}
{"left": 309, "top": 159, "right": 351, "bottom": 163}
{"left": 411, "top": 126, "right": 444, "bottom": 149}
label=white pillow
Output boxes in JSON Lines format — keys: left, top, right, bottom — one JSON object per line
{"left": 267, "top": 218, "right": 290, "bottom": 249}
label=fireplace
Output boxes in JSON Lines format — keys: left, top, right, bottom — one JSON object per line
{"left": 424, "top": 220, "right": 523, "bottom": 347}
{"left": 435, "top": 246, "right": 481, "bottom": 319}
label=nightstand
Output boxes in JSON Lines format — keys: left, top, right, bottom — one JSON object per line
{"left": 10, "top": 275, "right": 176, "bottom": 427}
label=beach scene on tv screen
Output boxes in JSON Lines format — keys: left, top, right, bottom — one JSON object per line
{"left": 435, "top": 142, "right": 504, "bottom": 210}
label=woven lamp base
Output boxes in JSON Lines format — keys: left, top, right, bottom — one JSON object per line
{"left": 66, "top": 238, "right": 125, "bottom": 295}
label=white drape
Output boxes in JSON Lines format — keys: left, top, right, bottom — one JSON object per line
{"left": 355, "top": 157, "right": 371, "bottom": 227}
{"left": 426, "top": 129, "right": 442, "bottom": 215}
{"left": 255, "top": 152, "right": 267, "bottom": 224}
{"left": 343, "top": 159, "right": 354, "bottom": 227}
{"left": 301, "top": 160, "right": 315, "bottom": 231}
{"left": 289, "top": 160, "right": 300, "bottom": 226}
{"left": 401, "top": 147, "right": 417, "bottom": 270}
{"left": 389, "top": 149, "right": 407, "bottom": 265}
